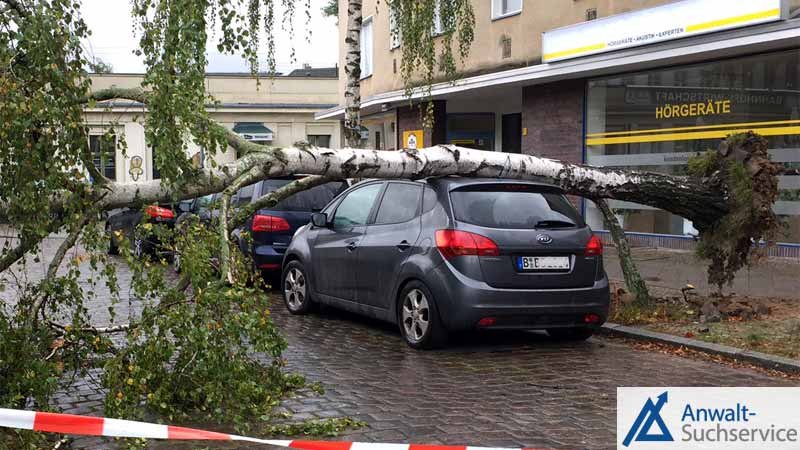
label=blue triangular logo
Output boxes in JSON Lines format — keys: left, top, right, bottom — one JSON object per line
{"left": 622, "top": 391, "right": 674, "bottom": 447}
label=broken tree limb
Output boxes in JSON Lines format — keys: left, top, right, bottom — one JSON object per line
{"left": 594, "top": 198, "right": 650, "bottom": 304}
{"left": 218, "top": 164, "right": 263, "bottom": 283}
{"left": 227, "top": 175, "right": 335, "bottom": 233}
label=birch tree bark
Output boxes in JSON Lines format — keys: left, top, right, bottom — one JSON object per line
{"left": 343, "top": 0, "right": 363, "bottom": 148}
{"left": 595, "top": 198, "right": 650, "bottom": 304}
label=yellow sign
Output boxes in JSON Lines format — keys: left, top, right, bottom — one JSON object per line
{"left": 402, "top": 130, "right": 424, "bottom": 149}
{"left": 655, "top": 99, "right": 731, "bottom": 119}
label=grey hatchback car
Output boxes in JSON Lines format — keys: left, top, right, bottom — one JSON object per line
{"left": 281, "top": 177, "right": 610, "bottom": 349}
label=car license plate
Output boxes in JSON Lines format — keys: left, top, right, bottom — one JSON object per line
{"left": 516, "top": 256, "right": 570, "bottom": 271}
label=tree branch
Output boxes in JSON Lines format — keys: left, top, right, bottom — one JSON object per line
{"left": 227, "top": 175, "right": 334, "bottom": 233}
{"left": 29, "top": 215, "right": 91, "bottom": 327}
{"left": 594, "top": 198, "right": 650, "bottom": 304}
{"left": 85, "top": 88, "right": 265, "bottom": 157}
{"left": 218, "top": 164, "right": 263, "bottom": 283}
{"left": 0, "top": 219, "right": 63, "bottom": 273}
{"left": 1, "top": 0, "right": 28, "bottom": 18}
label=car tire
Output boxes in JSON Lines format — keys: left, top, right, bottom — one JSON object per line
{"left": 547, "top": 327, "right": 595, "bottom": 341}
{"left": 282, "top": 261, "right": 314, "bottom": 315}
{"left": 398, "top": 281, "right": 447, "bottom": 350}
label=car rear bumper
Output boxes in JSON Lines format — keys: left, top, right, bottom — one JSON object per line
{"left": 426, "top": 262, "right": 610, "bottom": 331}
{"left": 253, "top": 244, "right": 285, "bottom": 270}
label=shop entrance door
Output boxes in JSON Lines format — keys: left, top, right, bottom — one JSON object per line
{"left": 502, "top": 113, "right": 522, "bottom": 153}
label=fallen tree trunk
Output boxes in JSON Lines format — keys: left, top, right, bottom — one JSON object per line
{"left": 95, "top": 144, "right": 728, "bottom": 230}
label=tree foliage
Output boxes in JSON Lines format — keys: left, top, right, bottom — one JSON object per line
{"left": 390, "top": 0, "right": 475, "bottom": 125}
{"left": 321, "top": 0, "right": 337, "bottom": 19}
{"left": 0, "top": 1, "right": 353, "bottom": 448}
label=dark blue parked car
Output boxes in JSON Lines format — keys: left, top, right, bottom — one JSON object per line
{"left": 233, "top": 178, "right": 348, "bottom": 286}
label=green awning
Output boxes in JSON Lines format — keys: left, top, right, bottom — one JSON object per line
{"left": 233, "top": 122, "right": 274, "bottom": 141}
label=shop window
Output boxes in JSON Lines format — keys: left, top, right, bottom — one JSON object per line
{"left": 307, "top": 135, "right": 331, "bottom": 148}
{"left": 360, "top": 18, "right": 373, "bottom": 78}
{"left": 447, "top": 113, "right": 495, "bottom": 152}
{"left": 89, "top": 134, "right": 116, "bottom": 181}
{"left": 492, "top": 0, "right": 522, "bottom": 20}
{"left": 584, "top": 48, "right": 800, "bottom": 243}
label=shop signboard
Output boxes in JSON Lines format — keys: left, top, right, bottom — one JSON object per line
{"left": 542, "top": 0, "right": 787, "bottom": 63}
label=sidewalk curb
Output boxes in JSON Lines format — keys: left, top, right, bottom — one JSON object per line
{"left": 600, "top": 322, "right": 800, "bottom": 374}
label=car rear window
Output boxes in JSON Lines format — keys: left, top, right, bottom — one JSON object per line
{"left": 261, "top": 180, "right": 346, "bottom": 212}
{"left": 450, "top": 184, "right": 584, "bottom": 229}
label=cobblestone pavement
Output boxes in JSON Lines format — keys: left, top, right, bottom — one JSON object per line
{"left": 1, "top": 232, "right": 796, "bottom": 450}
{"left": 67, "top": 301, "right": 796, "bottom": 450}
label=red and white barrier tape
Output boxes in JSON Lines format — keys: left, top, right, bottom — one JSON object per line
{"left": 0, "top": 408, "right": 538, "bottom": 450}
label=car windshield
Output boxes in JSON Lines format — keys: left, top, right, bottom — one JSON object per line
{"left": 261, "top": 179, "right": 346, "bottom": 212}
{"left": 450, "top": 185, "right": 583, "bottom": 229}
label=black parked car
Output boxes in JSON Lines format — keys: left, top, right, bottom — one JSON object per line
{"left": 232, "top": 178, "right": 348, "bottom": 286}
{"left": 281, "top": 178, "right": 610, "bottom": 349}
{"left": 106, "top": 204, "right": 177, "bottom": 258}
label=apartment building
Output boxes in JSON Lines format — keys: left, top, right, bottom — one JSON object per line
{"left": 318, "top": 0, "right": 800, "bottom": 252}
{"left": 85, "top": 70, "right": 341, "bottom": 183}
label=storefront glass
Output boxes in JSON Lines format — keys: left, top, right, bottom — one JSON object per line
{"left": 585, "top": 48, "right": 800, "bottom": 243}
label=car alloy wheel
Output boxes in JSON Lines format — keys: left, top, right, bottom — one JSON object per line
{"left": 284, "top": 267, "right": 307, "bottom": 313}
{"left": 402, "top": 289, "right": 430, "bottom": 344}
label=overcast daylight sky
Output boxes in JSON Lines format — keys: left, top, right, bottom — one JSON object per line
{"left": 80, "top": 0, "right": 339, "bottom": 74}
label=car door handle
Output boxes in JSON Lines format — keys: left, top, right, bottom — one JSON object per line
{"left": 346, "top": 242, "right": 358, "bottom": 252}
{"left": 397, "top": 240, "right": 411, "bottom": 251}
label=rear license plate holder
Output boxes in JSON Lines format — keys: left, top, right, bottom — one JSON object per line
{"left": 516, "top": 256, "right": 570, "bottom": 271}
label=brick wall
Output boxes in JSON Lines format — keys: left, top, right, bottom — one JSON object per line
{"left": 521, "top": 79, "right": 585, "bottom": 163}
{"left": 396, "top": 100, "right": 447, "bottom": 148}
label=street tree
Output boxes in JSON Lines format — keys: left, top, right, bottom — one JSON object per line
{"left": 0, "top": 0, "right": 782, "bottom": 448}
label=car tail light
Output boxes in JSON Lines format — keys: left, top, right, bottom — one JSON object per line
{"left": 584, "top": 313, "right": 601, "bottom": 324}
{"left": 435, "top": 229, "right": 499, "bottom": 260}
{"left": 144, "top": 205, "right": 174, "bottom": 220}
{"left": 252, "top": 215, "right": 291, "bottom": 233}
{"left": 584, "top": 234, "right": 603, "bottom": 256}
{"left": 477, "top": 317, "right": 497, "bottom": 327}
{"left": 258, "top": 263, "right": 281, "bottom": 270}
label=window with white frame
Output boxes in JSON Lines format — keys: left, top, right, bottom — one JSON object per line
{"left": 492, "top": 0, "right": 522, "bottom": 19}
{"left": 88, "top": 134, "right": 116, "bottom": 181}
{"left": 360, "top": 18, "right": 374, "bottom": 78}
{"left": 389, "top": 6, "right": 401, "bottom": 49}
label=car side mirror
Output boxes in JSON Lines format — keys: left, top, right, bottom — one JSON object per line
{"left": 311, "top": 212, "right": 328, "bottom": 228}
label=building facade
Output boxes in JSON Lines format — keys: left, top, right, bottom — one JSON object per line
{"left": 319, "top": 0, "right": 800, "bottom": 251}
{"left": 85, "top": 71, "right": 341, "bottom": 183}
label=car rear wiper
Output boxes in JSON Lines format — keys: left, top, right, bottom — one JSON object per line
{"left": 535, "top": 220, "right": 576, "bottom": 229}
